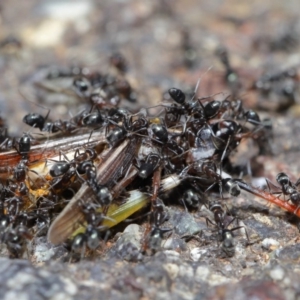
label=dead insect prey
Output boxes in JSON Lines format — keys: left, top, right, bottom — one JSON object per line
{"left": 0, "top": 57, "right": 299, "bottom": 260}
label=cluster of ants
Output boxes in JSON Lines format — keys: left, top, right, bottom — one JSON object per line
{"left": 0, "top": 52, "right": 299, "bottom": 260}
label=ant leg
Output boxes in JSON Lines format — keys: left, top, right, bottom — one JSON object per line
{"left": 225, "top": 215, "right": 237, "bottom": 228}
{"left": 151, "top": 166, "right": 162, "bottom": 209}
{"left": 181, "top": 231, "right": 203, "bottom": 244}
{"left": 181, "top": 198, "right": 188, "bottom": 212}
{"left": 124, "top": 211, "right": 151, "bottom": 223}
{"left": 141, "top": 167, "right": 163, "bottom": 254}
{"left": 204, "top": 182, "right": 217, "bottom": 194}
{"left": 230, "top": 225, "right": 250, "bottom": 245}
{"left": 75, "top": 241, "right": 87, "bottom": 263}
{"left": 60, "top": 149, "right": 71, "bottom": 162}
{"left": 246, "top": 160, "right": 252, "bottom": 178}
{"left": 206, "top": 217, "right": 216, "bottom": 228}
{"left": 265, "top": 178, "right": 284, "bottom": 200}
{"left": 141, "top": 224, "right": 151, "bottom": 254}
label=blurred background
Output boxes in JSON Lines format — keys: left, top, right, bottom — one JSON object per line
{"left": 1, "top": 2, "right": 300, "bottom": 298}
{"left": 1, "top": 0, "right": 300, "bottom": 129}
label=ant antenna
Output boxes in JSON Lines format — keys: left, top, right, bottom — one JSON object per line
{"left": 192, "top": 66, "right": 213, "bottom": 101}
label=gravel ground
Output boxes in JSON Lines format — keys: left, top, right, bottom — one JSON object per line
{"left": 1, "top": 1, "right": 300, "bottom": 299}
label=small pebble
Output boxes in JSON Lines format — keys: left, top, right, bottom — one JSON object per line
{"left": 4, "top": 291, "right": 29, "bottom": 300}
{"left": 195, "top": 265, "right": 210, "bottom": 282}
{"left": 190, "top": 248, "right": 207, "bottom": 262}
{"left": 34, "top": 243, "right": 55, "bottom": 262}
{"left": 123, "top": 223, "right": 141, "bottom": 235}
{"left": 269, "top": 267, "right": 285, "bottom": 281}
{"left": 60, "top": 278, "right": 78, "bottom": 296}
{"left": 170, "top": 211, "right": 202, "bottom": 236}
{"left": 262, "top": 238, "right": 280, "bottom": 251}
{"left": 163, "top": 263, "right": 179, "bottom": 280}
{"left": 163, "top": 237, "right": 187, "bottom": 252}
{"left": 112, "top": 224, "right": 143, "bottom": 262}
{"left": 7, "top": 273, "right": 36, "bottom": 289}
{"left": 163, "top": 250, "right": 180, "bottom": 260}
{"left": 178, "top": 264, "right": 193, "bottom": 279}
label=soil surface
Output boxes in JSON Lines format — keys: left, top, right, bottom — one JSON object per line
{"left": 1, "top": 1, "right": 300, "bottom": 299}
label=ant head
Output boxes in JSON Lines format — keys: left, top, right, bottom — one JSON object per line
{"left": 222, "top": 178, "right": 241, "bottom": 197}
{"left": 23, "top": 113, "right": 45, "bottom": 130}
{"left": 85, "top": 226, "right": 101, "bottom": 250}
{"left": 73, "top": 77, "right": 90, "bottom": 96}
{"left": 203, "top": 100, "right": 221, "bottom": 119}
{"left": 276, "top": 172, "right": 290, "bottom": 186}
{"left": 49, "top": 161, "right": 71, "bottom": 177}
{"left": 71, "top": 233, "right": 86, "bottom": 253}
{"left": 106, "top": 126, "right": 127, "bottom": 148}
{"left": 244, "top": 110, "right": 261, "bottom": 125}
{"left": 150, "top": 123, "right": 168, "bottom": 143}
{"left": 209, "top": 201, "right": 222, "bottom": 212}
{"left": 82, "top": 112, "right": 103, "bottom": 128}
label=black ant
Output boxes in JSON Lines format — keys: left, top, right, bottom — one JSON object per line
{"left": 206, "top": 201, "right": 248, "bottom": 257}
{"left": 186, "top": 160, "right": 241, "bottom": 197}
{"left": 49, "top": 148, "right": 97, "bottom": 193}
{"left": 149, "top": 122, "right": 185, "bottom": 165}
{"left": 275, "top": 172, "right": 300, "bottom": 210}
{"left": 23, "top": 107, "right": 80, "bottom": 134}
{"left": 85, "top": 165, "right": 112, "bottom": 206}
{"left": 168, "top": 87, "right": 225, "bottom": 122}
{"left": 106, "top": 114, "right": 148, "bottom": 148}
{"left": 276, "top": 172, "right": 296, "bottom": 197}
{"left": 33, "top": 195, "right": 58, "bottom": 235}
{"left": 216, "top": 47, "right": 241, "bottom": 96}
{"left": 71, "top": 226, "right": 104, "bottom": 257}
{"left": 110, "top": 52, "right": 127, "bottom": 73}
{"left": 143, "top": 199, "right": 171, "bottom": 254}
{"left": 4, "top": 224, "right": 33, "bottom": 258}
{"left": 4, "top": 195, "right": 25, "bottom": 223}
{"left": 70, "top": 203, "right": 110, "bottom": 259}
{"left": 179, "top": 185, "right": 205, "bottom": 211}
{"left": 49, "top": 148, "right": 97, "bottom": 177}
{"left": 210, "top": 120, "right": 241, "bottom": 155}
{"left": 137, "top": 153, "right": 161, "bottom": 179}
{"left": 23, "top": 105, "right": 89, "bottom": 133}
{"left": 50, "top": 148, "right": 112, "bottom": 206}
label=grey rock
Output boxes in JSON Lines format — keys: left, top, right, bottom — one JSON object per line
{"left": 261, "top": 238, "right": 280, "bottom": 250}
{"left": 170, "top": 211, "right": 202, "bottom": 236}
{"left": 107, "top": 224, "right": 143, "bottom": 262}
{"left": 275, "top": 244, "right": 300, "bottom": 262}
